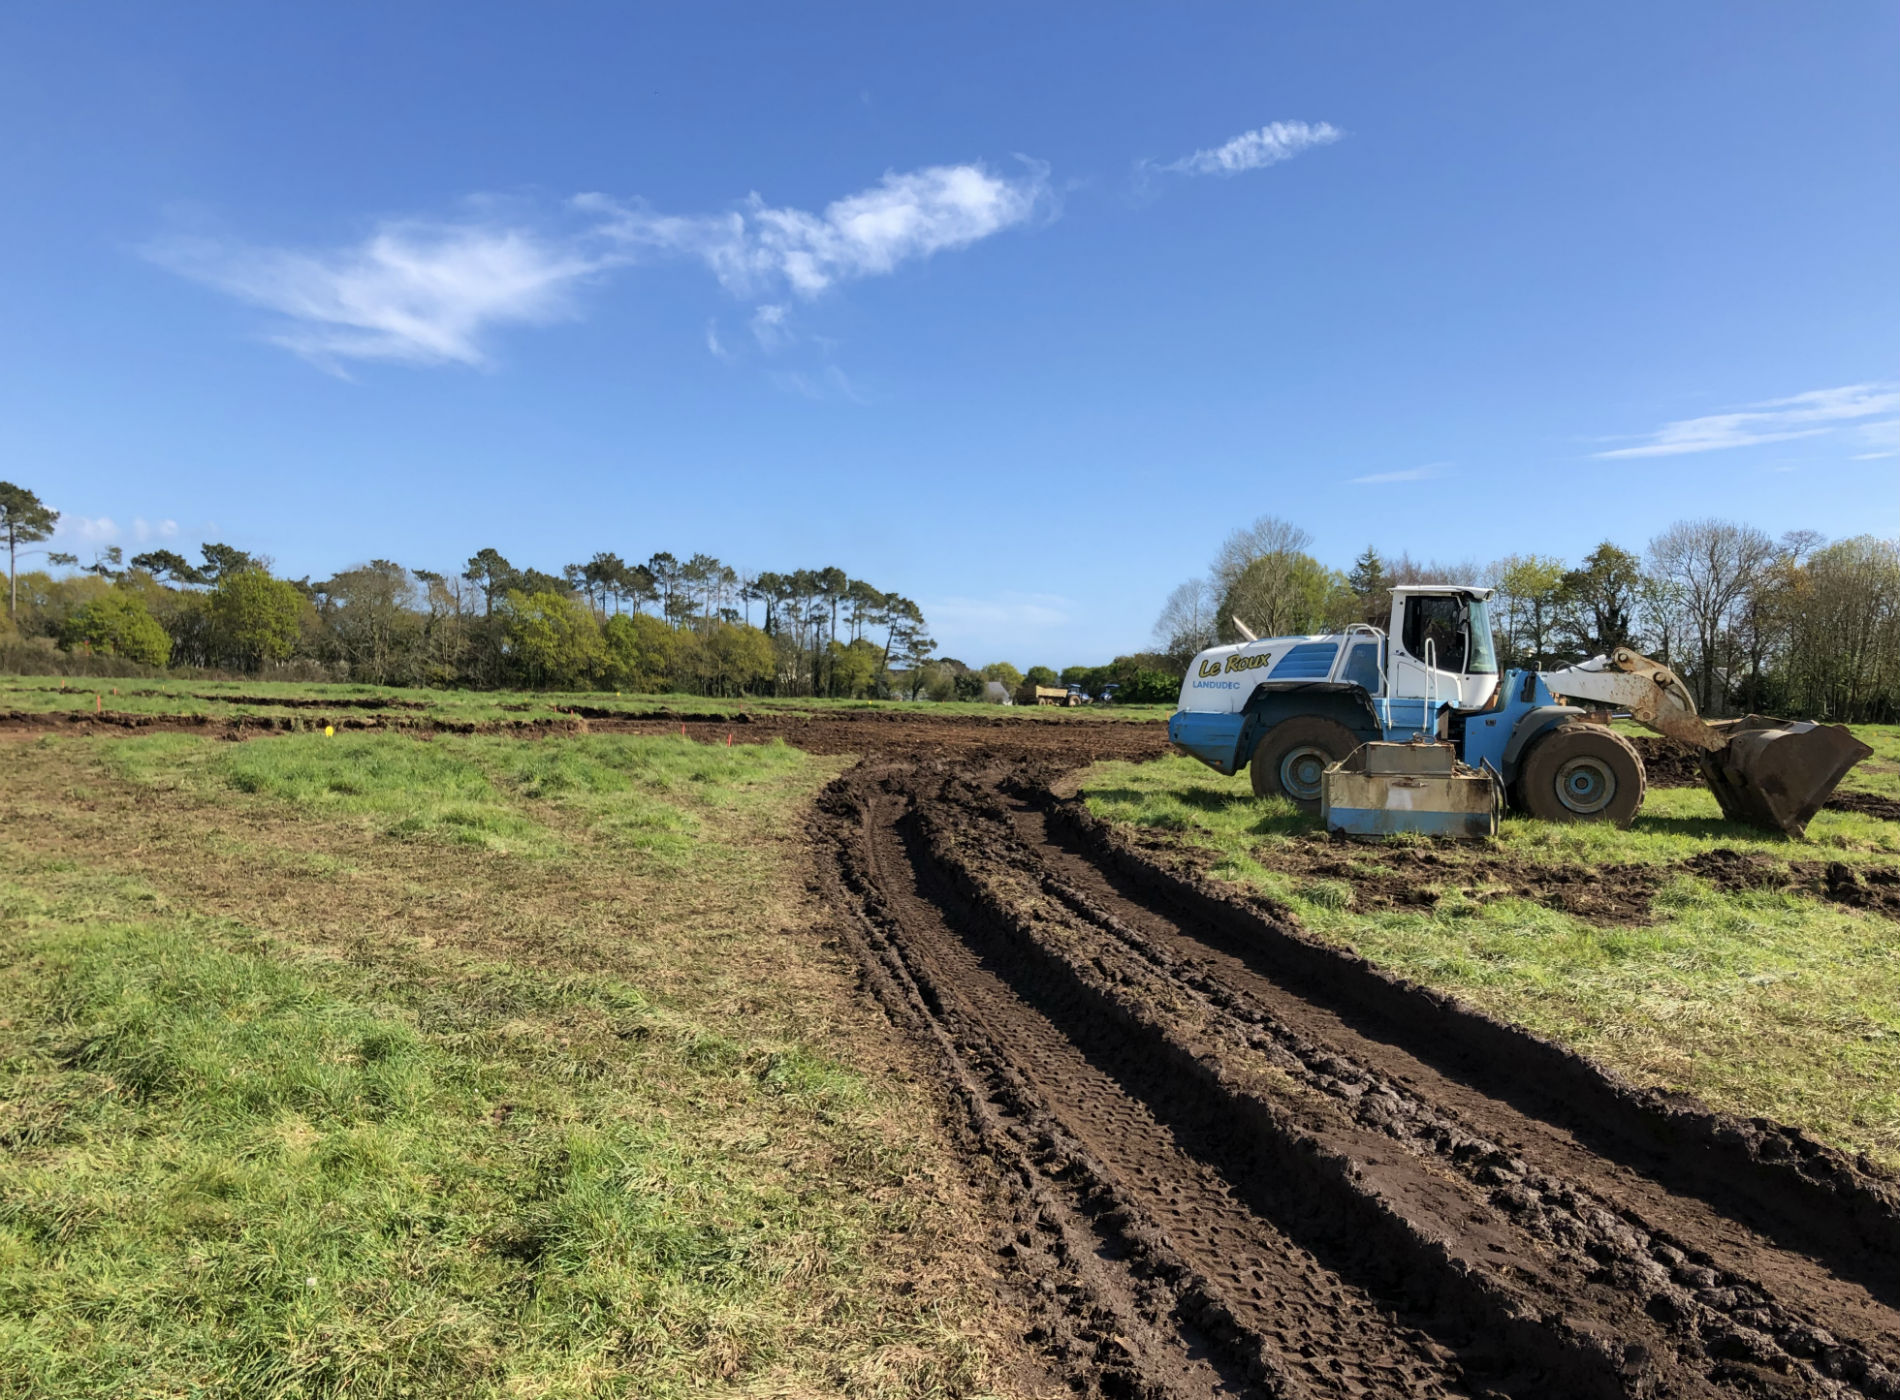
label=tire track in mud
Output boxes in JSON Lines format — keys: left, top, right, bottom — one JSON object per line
{"left": 822, "top": 772, "right": 1485, "bottom": 1398}
{"left": 814, "top": 758, "right": 1900, "bottom": 1399}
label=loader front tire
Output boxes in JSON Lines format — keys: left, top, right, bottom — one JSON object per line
{"left": 1515, "top": 723, "right": 1645, "bottom": 828}
{"left": 1251, "top": 717, "right": 1358, "bottom": 811}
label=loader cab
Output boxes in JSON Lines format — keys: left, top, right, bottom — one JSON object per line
{"left": 1386, "top": 587, "right": 1499, "bottom": 709}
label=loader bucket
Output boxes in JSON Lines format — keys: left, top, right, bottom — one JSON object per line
{"left": 1697, "top": 717, "right": 1874, "bottom": 837}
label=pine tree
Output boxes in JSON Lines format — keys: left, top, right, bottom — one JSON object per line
{"left": 0, "top": 482, "right": 59, "bottom": 621}
{"left": 1347, "top": 546, "right": 1389, "bottom": 626}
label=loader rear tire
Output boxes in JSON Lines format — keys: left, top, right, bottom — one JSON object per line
{"left": 1515, "top": 723, "right": 1645, "bottom": 828}
{"left": 1251, "top": 717, "right": 1359, "bottom": 811}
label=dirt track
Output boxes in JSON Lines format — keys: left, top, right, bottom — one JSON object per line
{"left": 799, "top": 720, "right": 1900, "bottom": 1398}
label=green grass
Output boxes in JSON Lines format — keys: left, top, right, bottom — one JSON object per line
{"left": 0, "top": 733, "right": 1006, "bottom": 1399}
{"left": 1080, "top": 729, "right": 1900, "bottom": 1170}
{"left": 0, "top": 674, "right": 1174, "bottom": 728}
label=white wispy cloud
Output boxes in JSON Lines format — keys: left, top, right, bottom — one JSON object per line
{"left": 1593, "top": 383, "right": 1900, "bottom": 459}
{"left": 1159, "top": 121, "right": 1342, "bottom": 178}
{"left": 148, "top": 222, "right": 608, "bottom": 373}
{"left": 582, "top": 159, "right": 1050, "bottom": 300}
{"left": 49, "top": 515, "right": 181, "bottom": 549}
{"left": 1851, "top": 417, "right": 1900, "bottom": 460}
{"left": 749, "top": 302, "right": 792, "bottom": 350}
{"left": 1350, "top": 464, "right": 1442, "bottom": 485}
{"left": 153, "top": 160, "right": 1050, "bottom": 373}
{"left": 55, "top": 515, "right": 123, "bottom": 544}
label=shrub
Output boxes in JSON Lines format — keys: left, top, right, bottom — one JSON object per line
{"left": 60, "top": 590, "right": 172, "bottom": 666}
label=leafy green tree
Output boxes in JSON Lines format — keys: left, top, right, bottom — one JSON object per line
{"left": 619, "top": 562, "right": 657, "bottom": 617}
{"left": 1023, "top": 665, "right": 1059, "bottom": 688}
{"left": 603, "top": 612, "right": 677, "bottom": 691}
{"left": 0, "top": 481, "right": 59, "bottom": 621}
{"left": 827, "top": 637, "right": 883, "bottom": 698}
{"left": 317, "top": 560, "right": 423, "bottom": 684}
{"left": 703, "top": 622, "right": 777, "bottom": 696}
{"left": 1559, "top": 542, "right": 1646, "bottom": 658}
{"left": 60, "top": 589, "right": 171, "bottom": 665}
{"left": 1493, "top": 554, "right": 1566, "bottom": 669}
{"left": 208, "top": 569, "right": 305, "bottom": 671}
{"left": 500, "top": 589, "right": 604, "bottom": 689}
{"left": 1218, "top": 551, "right": 1337, "bottom": 639}
{"left": 462, "top": 548, "right": 515, "bottom": 617}
{"left": 980, "top": 661, "right": 1024, "bottom": 691}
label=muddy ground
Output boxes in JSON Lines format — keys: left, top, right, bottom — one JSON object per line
{"left": 18, "top": 704, "right": 1900, "bottom": 1395}
{"left": 805, "top": 737, "right": 1900, "bottom": 1397}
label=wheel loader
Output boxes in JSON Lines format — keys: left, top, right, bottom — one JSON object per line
{"left": 1166, "top": 585, "right": 1870, "bottom": 836}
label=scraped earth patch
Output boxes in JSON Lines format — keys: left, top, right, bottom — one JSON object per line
{"left": 1141, "top": 829, "right": 1667, "bottom": 924}
{"left": 1687, "top": 848, "right": 1900, "bottom": 922}
{"left": 804, "top": 733, "right": 1900, "bottom": 1396}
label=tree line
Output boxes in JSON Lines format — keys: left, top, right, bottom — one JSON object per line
{"left": 1, "top": 481, "right": 969, "bottom": 698}
{"left": 1154, "top": 515, "right": 1900, "bottom": 723}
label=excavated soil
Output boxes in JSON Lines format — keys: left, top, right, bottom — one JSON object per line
{"left": 1827, "top": 790, "right": 1900, "bottom": 823}
{"left": 812, "top": 757, "right": 1900, "bottom": 1397}
{"left": 0, "top": 704, "right": 1170, "bottom": 763}
{"left": 1131, "top": 832, "right": 1667, "bottom": 925}
{"left": 1686, "top": 849, "right": 1900, "bottom": 922}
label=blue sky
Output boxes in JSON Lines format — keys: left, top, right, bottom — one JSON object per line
{"left": 4, "top": 3, "right": 1895, "bottom": 666}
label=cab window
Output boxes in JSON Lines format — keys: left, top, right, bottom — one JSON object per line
{"left": 1401, "top": 595, "right": 1469, "bottom": 672}
{"left": 1342, "top": 640, "right": 1383, "bottom": 694}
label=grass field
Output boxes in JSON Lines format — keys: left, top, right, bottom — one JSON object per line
{"left": 5, "top": 684, "right": 1897, "bottom": 1395}
{"left": 0, "top": 729, "right": 1023, "bottom": 1400}
{"left": 1080, "top": 724, "right": 1900, "bottom": 1172}
{"left": 0, "top": 675, "right": 1174, "bottom": 728}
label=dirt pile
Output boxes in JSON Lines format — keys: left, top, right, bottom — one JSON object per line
{"left": 1688, "top": 848, "right": 1900, "bottom": 921}
{"left": 1635, "top": 735, "right": 1708, "bottom": 788}
{"left": 1222, "top": 834, "right": 1664, "bottom": 924}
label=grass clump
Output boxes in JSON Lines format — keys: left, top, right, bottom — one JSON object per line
{"left": 216, "top": 735, "right": 548, "bottom": 852}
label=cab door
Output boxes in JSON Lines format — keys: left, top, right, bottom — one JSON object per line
{"left": 1389, "top": 593, "right": 1496, "bottom": 707}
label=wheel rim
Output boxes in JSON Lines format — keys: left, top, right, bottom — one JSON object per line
{"left": 1279, "top": 745, "right": 1333, "bottom": 802}
{"left": 1553, "top": 755, "right": 1616, "bottom": 814}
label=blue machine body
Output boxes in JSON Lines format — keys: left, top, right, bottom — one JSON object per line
{"left": 1165, "top": 668, "right": 1579, "bottom": 792}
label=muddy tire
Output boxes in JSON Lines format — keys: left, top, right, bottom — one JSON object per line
{"left": 1250, "top": 717, "right": 1359, "bottom": 810}
{"left": 1515, "top": 723, "right": 1646, "bottom": 827}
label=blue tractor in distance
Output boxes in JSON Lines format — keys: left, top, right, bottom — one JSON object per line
{"left": 1167, "top": 585, "right": 1869, "bottom": 837}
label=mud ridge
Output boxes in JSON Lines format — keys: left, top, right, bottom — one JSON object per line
{"left": 1038, "top": 787, "right": 1900, "bottom": 1293}
{"left": 1227, "top": 835, "right": 1664, "bottom": 924}
{"left": 812, "top": 776, "right": 1276, "bottom": 1398}
{"left": 820, "top": 760, "right": 1900, "bottom": 1395}
{"left": 1686, "top": 849, "right": 1900, "bottom": 922}
{"left": 906, "top": 779, "right": 1679, "bottom": 1397}
{"left": 940, "top": 778, "right": 1900, "bottom": 1393}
